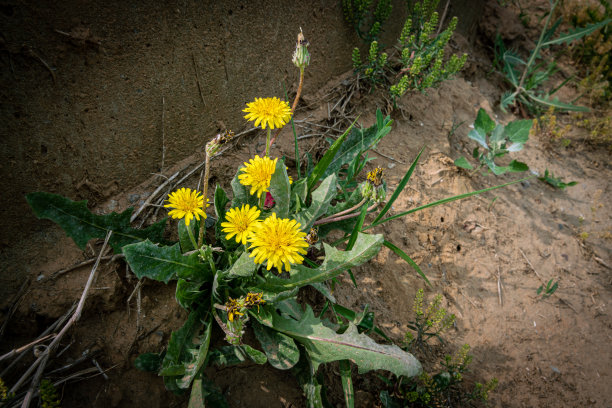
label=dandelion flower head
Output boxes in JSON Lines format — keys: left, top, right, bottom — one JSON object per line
{"left": 221, "top": 204, "right": 261, "bottom": 245}
{"left": 248, "top": 213, "right": 309, "bottom": 272}
{"left": 238, "top": 155, "right": 278, "bottom": 198}
{"left": 243, "top": 97, "right": 292, "bottom": 129}
{"left": 164, "top": 188, "right": 209, "bottom": 226}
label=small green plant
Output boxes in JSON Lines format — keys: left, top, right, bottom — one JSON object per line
{"left": 454, "top": 108, "right": 532, "bottom": 175}
{"left": 538, "top": 169, "right": 577, "bottom": 189}
{"left": 39, "top": 380, "right": 61, "bottom": 408}
{"left": 351, "top": 40, "right": 388, "bottom": 88}
{"left": 497, "top": 0, "right": 611, "bottom": 114}
{"left": 343, "top": 0, "right": 393, "bottom": 43}
{"left": 390, "top": 0, "right": 467, "bottom": 102}
{"left": 537, "top": 278, "right": 559, "bottom": 299}
{"left": 404, "top": 289, "right": 456, "bottom": 351}
{"left": 531, "top": 106, "right": 572, "bottom": 145}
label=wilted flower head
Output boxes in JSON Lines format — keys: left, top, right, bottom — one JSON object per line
{"left": 206, "top": 130, "right": 234, "bottom": 156}
{"left": 292, "top": 29, "right": 310, "bottom": 70}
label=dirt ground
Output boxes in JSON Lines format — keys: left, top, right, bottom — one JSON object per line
{"left": 1, "top": 1, "right": 611, "bottom": 408}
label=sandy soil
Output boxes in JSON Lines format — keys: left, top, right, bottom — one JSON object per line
{"left": 1, "top": 2, "right": 610, "bottom": 408}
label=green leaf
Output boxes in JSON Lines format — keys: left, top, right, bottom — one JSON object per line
{"left": 528, "top": 93, "right": 589, "bottom": 112}
{"left": 483, "top": 156, "right": 508, "bottom": 175}
{"left": 339, "top": 360, "right": 355, "bottom": 408}
{"left": 188, "top": 377, "right": 228, "bottom": 408}
{"left": 373, "top": 146, "right": 424, "bottom": 225}
{"left": 538, "top": 169, "right": 577, "bottom": 189}
{"left": 468, "top": 129, "right": 489, "bottom": 150}
{"left": 454, "top": 156, "right": 474, "bottom": 170}
{"left": 296, "top": 174, "right": 337, "bottom": 231}
{"left": 178, "top": 219, "right": 199, "bottom": 253}
{"left": 500, "top": 92, "right": 516, "bottom": 112}
{"left": 252, "top": 319, "right": 300, "bottom": 369}
{"left": 473, "top": 108, "right": 495, "bottom": 137}
{"left": 383, "top": 240, "right": 431, "bottom": 286}
{"left": 134, "top": 352, "right": 163, "bottom": 372}
{"left": 507, "top": 160, "right": 529, "bottom": 172}
{"left": 504, "top": 119, "right": 532, "bottom": 144}
{"left": 269, "top": 159, "right": 291, "bottom": 218}
{"left": 321, "top": 114, "right": 391, "bottom": 179}
{"left": 225, "top": 251, "right": 258, "bottom": 279}
{"left": 208, "top": 345, "right": 267, "bottom": 367}
{"left": 292, "top": 177, "right": 308, "bottom": 205}
{"left": 213, "top": 185, "right": 229, "bottom": 220}
{"left": 489, "top": 124, "right": 505, "bottom": 146}
{"left": 541, "top": 18, "right": 612, "bottom": 46}
{"left": 291, "top": 352, "right": 326, "bottom": 408}
{"left": 307, "top": 120, "right": 355, "bottom": 191}
{"left": 231, "top": 167, "right": 258, "bottom": 208}
{"left": 175, "top": 279, "right": 203, "bottom": 310}
{"left": 160, "top": 306, "right": 209, "bottom": 389}
{"left": 123, "top": 241, "right": 211, "bottom": 284}
{"left": 258, "top": 305, "right": 421, "bottom": 376}
{"left": 369, "top": 177, "right": 533, "bottom": 228}
{"left": 258, "top": 233, "right": 383, "bottom": 292}
{"left": 26, "top": 192, "right": 166, "bottom": 253}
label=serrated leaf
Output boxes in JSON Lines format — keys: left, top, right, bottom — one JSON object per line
{"left": 321, "top": 113, "right": 391, "bottom": 179}
{"left": 268, "top": 159, "right": 291, "bottom": 218}
{"left": 508, "top": 160, "right": 529, "bottom": 172}
{"left": 500, "top": 92, "right": 516, "bottom": 112}
{"left": 123, "top": 241, "right": 211, "bottom": 284}
{"left": 454, "top": 156, "right": 473, "bottom": 169}
{"left": 473, "top": 108, "right": 495, "bottom": 137}
{"left": 295, "top": 174, "right": 337, "bottom": 230}
{"left": 225, "top": 251, "right": 257, "bottom": 279}
{"left": 134, "top": 352, "right": 163, "bottom": 372}
{"left": 504, "top": 119, "right": 532, "bottom": 144}
{"left": 176, "top": 279, "right": 204, "bottom": 310}
{"left": 26, "top": 192, "right": 166, "bottom": 253}
{"left": 257, "top": 305, "right": 421, "bottom": 377}
{"left": 258, "top": 233, "right": 383, "bottom": 292}
{"left": 160, "top": 305, "right": 209, "bottom": 390}
{"left": 292, "top": 177, "right": 308, "bottom": 205}
{"left": 213, "top": 185, "right": 229, "bottom": 219}
{"left": 252, "top": 319, "right": 300, "bottom": 370}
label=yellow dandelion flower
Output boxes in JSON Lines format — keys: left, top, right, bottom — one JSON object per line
{"left": 243, "top": 97, "right": 292, "bottom": 129}
{"left": 238, "top": 155, "right": 278, "bottom": 198}
{"left": 164, "top": 187, "right": 209, "bottom": 226}
{"left": 221, "top": 204, "right": 261, "bottom": 245}
{"left": 248, "top": 213, "right": 309, "bottom": 272}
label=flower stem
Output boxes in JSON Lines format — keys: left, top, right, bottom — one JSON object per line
{"left": 313, "top": 202, "right": 379, "bottom": 226}
{"left": 268, "top": 67, "right": 305, "bottom": 150}
{"left": 265, "top": 128, "right": 271, "bottom": 157}
{"left": 186, "top": 223, "right": 198, "bottom": 251}
{"left": 197, "top": 152, "right": 211, "bottom": 247}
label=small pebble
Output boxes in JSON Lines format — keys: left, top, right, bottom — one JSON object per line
{"left": 387, "top": 163, "right": 396, "bottom": 169}
{"left": 550, "top": 365, "right": 561, "bottom": 374}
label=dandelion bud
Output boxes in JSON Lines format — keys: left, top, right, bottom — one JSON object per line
{"left": 292, "top": 29, "right": 310, "bottom": 71}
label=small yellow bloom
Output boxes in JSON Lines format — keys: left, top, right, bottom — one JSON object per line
{"left": 238, "top": 155, "right": 278, "bottom": 198}
{"left": 248, "top": 213, "right": 309, "bottom": 272}
{"left": 221, "top": 204, "right": 261, "bottom": 245}
{"left": 243, "top": 97, "right": 292, "bottom": 129}
{"left": 164, "top": 188, "right": 209, "bottom": 226}
{"left": 367, "top": 167, "right": 384, "bottom": 187}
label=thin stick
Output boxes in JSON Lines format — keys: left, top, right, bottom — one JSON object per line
{"left": 314, "top": 202, "right": 379, "bottom": 226}
{"left": 497, "top": 270, "right": 503, "bottom": 306}
{"left": 130, "top": 171, "right": 179, "bottom": 222}
{"left": 0, "top": 334, "right": 55, "bottom": 363}
{"left": 92, "top": 358, "right": 109, "bottom": 381}
{"left": 519, "top": 248, "right": 544, "bottom": 283}
{"left": 192, "top": 53, "right": 206, "bottom": 106}
{"left": 372, "top": 149, "right": 405, "bottom": 164}
{"left": 0, "top": 279, "right": 29, "bottom": 340}
{"left": 161, "top": 96, "right": 166, "bottom": 173}
{"left": 16, "top": 231, "right": 112, "bottom": 407}
{"left": 436, "top": 0, "right": 451, "bottom": 36}
{"left": 50, "top": 254, "right": 123, "bottom": 280}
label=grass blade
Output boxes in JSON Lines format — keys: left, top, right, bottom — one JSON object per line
{"left": 369, "top": 176, "right": 533, "bottom": 228}
{"left": 307, "top": 118, "right": 358, "bottom": 191}
{"left": 383, "top": 240, "right": 431, "bottom": 286}
{"left": 372, "top": 146, "right": 425, "bottom": 225}
{"left": 339, "top": 360, "right": 355, "bottom": 408}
